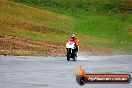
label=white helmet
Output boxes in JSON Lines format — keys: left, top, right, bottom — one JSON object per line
{"left": 71, "top": 34, "right": 75, "bottom": 38}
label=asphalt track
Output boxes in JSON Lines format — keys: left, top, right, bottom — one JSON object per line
{"left": 0, "top": 55, "right": 132, "bottom": 88}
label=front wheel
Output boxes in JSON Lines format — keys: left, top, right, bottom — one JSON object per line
{"left": 67, "top": 56, "right": 70, "bottom": 61}
{"left": 67, "top": 48, "right": 71, "bottom": 61}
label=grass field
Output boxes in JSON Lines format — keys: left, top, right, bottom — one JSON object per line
{"left": 0, "top": 0, "right": 132, "bottom": 55}
{"left": 0, "top": 0, "right": 75, "bottom": 43}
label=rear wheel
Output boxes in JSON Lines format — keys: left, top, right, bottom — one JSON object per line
{"left": 73, "top": 56, "right": 76, "bottom": 61}
{"left": 72, "top": 49, "right": 77, "bottom": 61}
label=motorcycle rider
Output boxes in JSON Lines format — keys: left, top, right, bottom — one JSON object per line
{"left": 68, "top": 34, "right": 79, "bottom": 53}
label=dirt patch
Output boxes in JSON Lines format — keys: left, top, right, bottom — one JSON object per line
{"left": 0, "top": 19, "right": 68, "bottom": 35}
{"left": 0, "top": 35, "right": 127, "bottom": 56}
{"left": 0, "top": 35, "right": 66, "bottom": 56}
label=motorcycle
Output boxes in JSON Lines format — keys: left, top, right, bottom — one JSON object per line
{"left": 66, "top": 41, "right": 77, "bottom": 61}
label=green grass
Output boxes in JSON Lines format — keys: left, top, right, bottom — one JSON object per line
{"left": 9, "top": 0, "right": 132, "bottom": 16}
{"left": 0, "top": 0, "right": 132, "bottom": 54}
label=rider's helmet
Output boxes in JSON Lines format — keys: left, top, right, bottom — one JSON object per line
{"left": 71, "top": 34, "right": 75, "bottom": 40}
